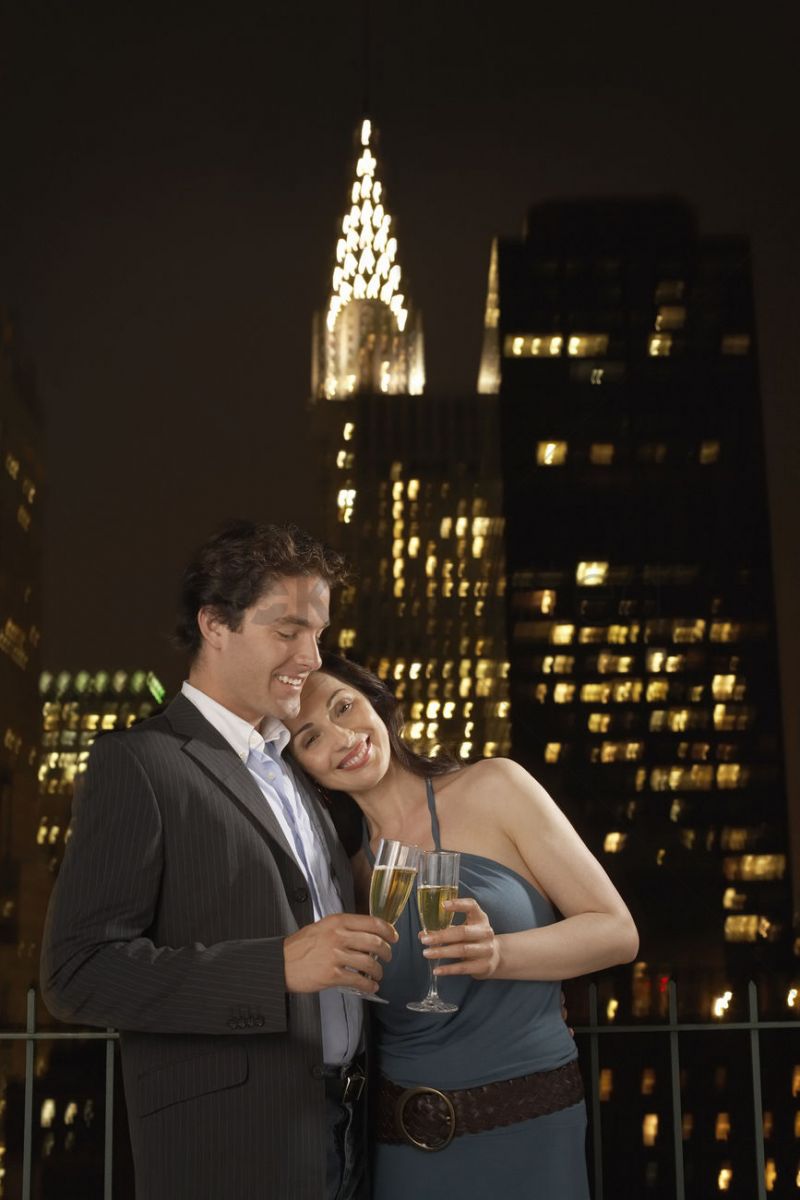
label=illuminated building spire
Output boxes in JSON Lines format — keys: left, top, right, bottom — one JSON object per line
{"left": 312, "top": 118, "right": 425, "bottom": 399}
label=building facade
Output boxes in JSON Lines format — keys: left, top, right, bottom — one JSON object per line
{"left": 311, "top": 122, "right": 509, "bottom": 760}
{"left": 479, "top": 199, "right": 795, "bottom": 1198}
{"left": 0, "top": 305, "right": 44, "bottom": 1018}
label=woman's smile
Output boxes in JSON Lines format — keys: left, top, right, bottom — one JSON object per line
{"left": 337, "top": 737, "right": 372, "bottom": 771}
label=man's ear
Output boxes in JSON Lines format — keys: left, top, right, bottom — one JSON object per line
{"left": 197, "top": 606, "right": 228, "bottom": 651}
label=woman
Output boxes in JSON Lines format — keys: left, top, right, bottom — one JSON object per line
{"left": 286, "top": 653, "right": 638, "bottom": 1199}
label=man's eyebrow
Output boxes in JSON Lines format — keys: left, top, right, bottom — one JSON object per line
{"left": 292, "top": 688, "right": 345, "bottom": 739}
{"left": 273, "top": 615, "right": 331, "bottom": 629}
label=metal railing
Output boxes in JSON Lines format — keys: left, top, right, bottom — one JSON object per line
{"left": 1, "top": 990, "right": 118, "bottom": 1200}
{"left": 574, "top": 979, "right": 798, "bottom": 1200}
{"left": 1, "top": 981, "right": 797, "bottom": 1199}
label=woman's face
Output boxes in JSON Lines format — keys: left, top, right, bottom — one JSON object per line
{"left": 286, "top": 671, "right": 392, "bottom": 793}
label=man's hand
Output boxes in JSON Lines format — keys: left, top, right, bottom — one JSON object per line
{"left": 420, "top": 897, "right": 501, "bottom": 980}
{"left": 284, "top": 913, "right": 397, "bottom": 995}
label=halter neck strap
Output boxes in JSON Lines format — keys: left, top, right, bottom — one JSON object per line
{"left": 426, "top": 777, "right": 442, "bottom": 850}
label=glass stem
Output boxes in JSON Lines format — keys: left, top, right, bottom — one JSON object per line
{"left": 427, "top": 960, "right": 440, "bottom": 1002}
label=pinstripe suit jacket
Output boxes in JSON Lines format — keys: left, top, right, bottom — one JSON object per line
{"left": 41, "top": 693, "right": 356, "bottom": 1200}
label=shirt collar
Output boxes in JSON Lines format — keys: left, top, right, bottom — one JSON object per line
{"left": 181, "top": 681, "right": 290, "bottom": 762}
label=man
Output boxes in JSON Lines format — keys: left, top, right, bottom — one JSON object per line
{"left": 41, "top": 520, "right": 396, "bottom": 1200}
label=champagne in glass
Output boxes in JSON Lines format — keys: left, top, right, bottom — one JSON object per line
{"left": 370, "top": 864, "right": 417, "bottom": 926}
{"left": 416, "top": 883, "right": 458, "bottom": 933}
{"left": 407, "top": 851, "right": 460, "bottom": 1014}
{"left": 343, "top": 838, "right": 419, "bottom": 1004}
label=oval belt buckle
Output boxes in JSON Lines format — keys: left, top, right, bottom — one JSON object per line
{"left": 395, "top": 1086, "right": 456, "bottom": 1152}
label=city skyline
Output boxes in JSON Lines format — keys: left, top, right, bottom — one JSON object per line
{"left": 0, "top": 4, "right": 796, "bottom": 867}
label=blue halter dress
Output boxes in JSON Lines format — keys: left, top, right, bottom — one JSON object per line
{"left": 366, "top": 778, "right": 590, "bottom": 1198}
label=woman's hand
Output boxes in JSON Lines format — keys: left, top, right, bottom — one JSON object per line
{"left": 420, "top": 897, "right": 501, "bottom": 980}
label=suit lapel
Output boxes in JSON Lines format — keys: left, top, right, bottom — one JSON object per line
{"left": 163, "top": 694, "right": 298, "bottom": 866}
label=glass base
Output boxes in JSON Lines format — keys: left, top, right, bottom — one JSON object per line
{"left": 406, "top": 997, "right": 458, "bottom": 1013}
{"left": 340, "top": 986, "right": 389, "bottom": 1004}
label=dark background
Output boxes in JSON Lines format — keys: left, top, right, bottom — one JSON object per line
{"left": 1, "top": 1, "right": 797, "bottom": 856}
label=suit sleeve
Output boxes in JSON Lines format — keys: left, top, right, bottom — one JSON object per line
{"left": 40, "top": 733, "right": 289, "bottom": 1035}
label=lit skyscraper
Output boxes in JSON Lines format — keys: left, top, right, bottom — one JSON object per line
{"left": 312, "top": 121, "right": 509, "bottom": 760}
{"left": 311, "top": 118, "right": 424, "bottom": 401}
{"left": 37, "top": 668, "right": 166, "bottom": 873}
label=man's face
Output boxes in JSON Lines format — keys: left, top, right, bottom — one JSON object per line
{"left": 205, "top": 574, "right": 330, "bottom": 724}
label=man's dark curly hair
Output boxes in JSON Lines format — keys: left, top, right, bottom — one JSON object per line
{"left": 175, "top": 519, "right": 348, "bottom": 660}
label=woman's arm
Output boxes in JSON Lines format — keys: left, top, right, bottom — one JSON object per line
{"left": 423, "top": 758, "right": 639, "bottom": 982}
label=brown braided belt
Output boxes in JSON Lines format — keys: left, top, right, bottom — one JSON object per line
{"left": 375, "top": 1059, "right": 584, "bottom": 1152}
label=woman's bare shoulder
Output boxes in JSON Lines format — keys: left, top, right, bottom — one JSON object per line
{"left": 457, "top": 756, "right": 538, "bottom": 792}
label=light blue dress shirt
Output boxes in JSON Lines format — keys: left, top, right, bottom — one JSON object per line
{"left": 181, "top": 681, "right": 362, "bottom": 1065}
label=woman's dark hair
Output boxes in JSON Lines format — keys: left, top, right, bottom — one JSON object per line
{"left": 175, "top": 520, "right": 347, "bottom": 659}
{"left": 297, "top": 652, "right": 458, "bottom": 854}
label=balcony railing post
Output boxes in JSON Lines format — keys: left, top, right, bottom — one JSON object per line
{"left": 22, "top": 986, "right": 35, "bottom": 1200}
{"left": 104, "top": 1029, "right": 115, "bottom": 1200}
{"left": 748, "top": 981, "right": 767, "bottom": 1200}
{"left": 588, "top": 981, "right": 603, "bottom": 1200}
{"left": 667, "top": 981, "right": 685, "bottom": 1200}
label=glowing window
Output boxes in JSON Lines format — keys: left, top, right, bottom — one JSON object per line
{"left": 721, "top": 334, "right": 750, "bottom": 355}
{"left": 717, "top": 1166, "right": 733, "bottom": 1190}
{"left": 588, "top": 713, "right": 610, "bottom": 732}
{"left": 533, "top": 589, "right": 556, "bottom": 613}
{"left": 553, "top": 683, "right": 575, "bottom": 703}
{"left": 672, "top": 619, "right": 705, "bottom": 644}
{"left": 542, "top": 655, "right": 574, "bottom": 674}
{"left": 576, "top": 562, "right": 609, "bottom": 587}
{"left": 536, "top": 441, "right": 567, "bottom": 466}
{"left": 712, "top": 674, "right": 745, "bottom": 701}
{"left": 700, "top": 440, "right": 721, "bottom": 464}
{"left": 551, "top": 624, "right": 574, "bottom": 645}
{"left": 715, "top": 1113, "right": 731, "bottom": 1141}
{"left": 724, "top": 915, "right": 758, "bottom": 943}
{"left": 342, "top": 422, "right": 355, "bottom": 441}
{"left": 567, "top": 333, "right": 609, "bottom": 357}
{"left": 641, "top": 1068, "right": 656, "bottom": 1096}
{"left": 649, "top": 334, "right": 672, "bottom": 356}
{"left": 710, "top": 622, "right": 740, "bottom": 642}
{"left": 713, "top": 704, "right": 753, "bottom": 731}
{"left": 579, "top": 627, "right": 605, "bottom": 644}
{"left": 642, "top": 1114, "right": 658, "bottom": 1147}
{"left": 600, "top": 741, "right": 643, "bottom": 763}
{"left": 717, "top": 764, "right": 747, "bottom": 789}
{"left": 650, "top": 765, "right": 713, "bottom": 791}
{"left": 597, "top": 653, "right": 633, "bottom": 675}
{"left": 655, "top": 306, "right": 685, "bottom": 331}
{"left": 544, "top": 743, "right": 562, "bottom": 763}
{"left": 722, "top": 888, "right": 746, "bottom": 911}
{"left": 599, "top": 1069, "right": 613, "bottom": 1101}
{"left": 604, "top": 832, "right": 627, "bottom": 853}
{"left": 503, "top": 333, "right": 564, "bottom": 357}
{"left": 723, "top": 854, "right": 785, "bottom": 882}
{"left": 589, "top": 443, "right": 614, "bottom": 465}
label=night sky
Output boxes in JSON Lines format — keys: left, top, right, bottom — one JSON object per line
{"left": 1, "top": 2, "right": 798, "bottom": 803}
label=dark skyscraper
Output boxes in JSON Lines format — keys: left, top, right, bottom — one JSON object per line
{"left": 0, "top": 306, "right": 44, "bottom": 1017}
{"left": 478, "top": 198, "right": 792, "bottom": 995}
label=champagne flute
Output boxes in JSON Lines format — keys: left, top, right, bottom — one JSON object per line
{"left": 344, "top": 838, "right": 419, "bottom": 1004}
{"left": 407, "top": 850, "right": 461, "bottom": 1014}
